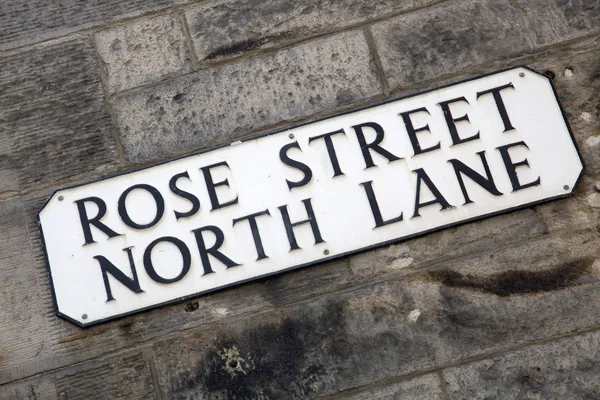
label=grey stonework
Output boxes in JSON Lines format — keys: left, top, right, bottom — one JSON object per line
{"left": 113, "top": 30, "right": 382, "bottom": 163}
{"left": 1, "top": 0, "right": 599, "bottom": 398}
{"left": 95, "top": 13, "right": 193, "bottom": 93}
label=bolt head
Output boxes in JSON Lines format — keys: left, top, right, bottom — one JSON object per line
{"left": 58, "top": 195, "right": 64, "bottom": 201}
{"left": 519, "top": 72, "right": 525, "bottom": 77}
{"left": 288, "top": 133, "right": 295, "bottom": 139}
{"left": 563, "top": 185, "right": 570, "bottom": 190}
{"left": 82, "top": 313, "right": 88, "bottom": 320}
{"left": 323, "top": 249, "right": 330, "bottom": 255}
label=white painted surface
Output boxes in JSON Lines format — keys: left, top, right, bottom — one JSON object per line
{"left": 39, "top": 67, "right": 583, "bottom": 326}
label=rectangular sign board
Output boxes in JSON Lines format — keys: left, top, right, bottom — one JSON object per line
{"left": 39, "top": 67, "right": 583, "bottom": 327}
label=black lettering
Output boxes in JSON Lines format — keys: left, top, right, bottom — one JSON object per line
{"left": 278, "top": 198, "right": 325, "bottom": 251}
{"left": 412, "top": 168, "right": 453, "bottom": 218}
{"left": 352, "top": 122, "right": 401, "bottom": 169}
{"left": 309, "top": 128, "right": 346, "bottom": 177}
{"left": 143, "top": 236, "right": 191, "bottom": 284}
{"left": 497, "top": 141, "right": 541, "bottom": 192}
{"left": 201, "top": 161, "right": 239, "bottom": 211}
{"left": 233, "top": 209, "right": 271, "bottom": 261}
{"left": 279, "top": 141, "right": 313, "bottom": 190}
{"left": 118, "top": 184, "right": 165, "bottom": 229}
{"left": 169, "top": 171, "right": 201, "bottom": 220}
{"left": 94, "top": 247, "right": 143, "bottom": 302}
{"left": 360, "top": 181, "right": 403, "bottom": 228}
{"left": 75, "top": 197, "right": 121, "bottom": 245}
{"left": 438, "top": 96, "right": 480, "bottom": 146}
{"left": 477, "top": 83, "right": 516, "bottom": 132}
{"left": 192, "top": 225, "right": 240, "bottom": 275}
{"left": 449, "top": 151, "right": 503, "bottom": 205}
{"left": 400, "top": 107, "right": 441, "bottom": 156}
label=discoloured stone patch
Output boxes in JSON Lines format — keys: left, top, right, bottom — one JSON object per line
{"left": 426, "top": 258, "right": 595, "bottom": 297}
{"left": 153, "top": 229, "right": 600, "bottom": 399}
{"left": 95, "top": 13, "right": 192, "bottom": 93}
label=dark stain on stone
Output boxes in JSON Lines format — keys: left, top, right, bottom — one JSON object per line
{"left": 205, "top": 32, "right": 292, "bottom": 61}
{"left": 184, "top": 301, "right": 199, "bottom": 312}
{"left": 120, "top": 321, "right": 135, "bottom": 336}
{"left": 173, "top": 302, "right": 345, "bottom": 398}
{"left": 172, "top": 92, "right": 186, "bottom": 103}
{"left": 427, "top": 258, "right": 594, "bottom": 296}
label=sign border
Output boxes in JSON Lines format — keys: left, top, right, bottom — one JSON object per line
{"left": 37, "top": 65, "right": 584, "bottom": 327}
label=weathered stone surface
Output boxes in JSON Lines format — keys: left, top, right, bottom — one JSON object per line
{"left": 0, "top": 349, "right": 157, "bottom": 400}
{"left": 342, "top": 374, "right": 445, "bottom": 400}
{"left": 371, "top": 0, "right": 600, "bottom": 90}
{"left": 0, "top": 198, "right": 50, "bottom": 379}
{"left": 53, "top": 352, "right": 157, "bottom": 400}
{"left": 184, "top": 0, "right": 440, "bottom": 62}
{"left": 0, "top": 37, "right": 119, "bottom": 195}
{"left": 442, "top": 329, "right": 600, "bottom": 400}
{"left": 95, "top": 13, "right": 193, "bottom": 93}
{"left": 0, "top": 0, "right": 176, "bottom": 51}
{"left": 349, "top": 209, "right": 547, "bottom": 279}
{"left": 0, "top": 376, "right": 57, "bottom": 400}
{"left": 152, "top": 229, "right": 600, "bottom": 398}
{"left": 113, "top": 30, "right": 382, "bottom": 163}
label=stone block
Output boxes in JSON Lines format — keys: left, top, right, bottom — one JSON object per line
{"left": 0, "top": 37, "right": 119, "bottom": 196}
{"left": 0, "top": 349, "right": 157, "bottom": 400}
{"left": 0, "top": 0, "right": 176, "bottom": 51}
{"left": 442, "top": 330, "right": 600, "bottom": 400}
{"left": 53, "top": 352, "right": 157, "bottom": 400}
{"left": 0, "top": 198, "right": 50, "bottom": 381}
{"left": 343, "top": 373, "right": 445, "bottom": 400}
{"left": 371, "top": 0, "right": 600, "bottom": 91}
{"left": 113, "top": 30, "right": 381, "bottom": 163}
{"left": 184, "top": 0, "right": 440, "bottom": 62}
{"left": 95, "top": 13, "right": 193, "bottom": 93}
{"left": 0, "top": 376, "right": 57, "bottom": 400}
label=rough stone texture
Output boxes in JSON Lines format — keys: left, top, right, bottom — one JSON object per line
{"left": 1, "top": 0, "right": 600, "bottom": 398}
{"left": 152, "top": 229, "right": 600, "bottom": 398}
{"left": 349, "top": 209, "right": 547, "bottom": 279}
{"left": 371, "top": 0, "right": 600, "bottom": 90}
{"left": 0, "top": 198, "right": 50, "bottom": 378}
{"left": 0, "top": 37, "right": 119, "bottom": 196}
{"left": 53, "top": 352, "right": 157, "bottom": 400}
{"left": 342, "top": 374, "right": 446, "bottom": 399}
{"left": 95, "top": 13, "right": 193, "bottom": 93}
{"left": 113, "top": 30, "right": 382, "bottom": 163}
{"left": 184, "top": 0, "right": 440, "bottom": 62}
{"left": 0, "top": 376, "right": 57, "bottom": 400}
{"left": 443, "top": 329, "right": 600, "bottom": 400}
{"left": 0, "top": 0, "right": 177, "bottom": 51}
{"left": 0, "top": 350, "right": 156, "bottom": 400}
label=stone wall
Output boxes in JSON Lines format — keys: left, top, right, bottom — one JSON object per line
{"left": 1, "top": 0, "right": 599, "bottom": 398}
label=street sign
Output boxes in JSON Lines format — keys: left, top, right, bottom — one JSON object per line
{"left": 39, "top": 67, "right": 583, "bottom": 327}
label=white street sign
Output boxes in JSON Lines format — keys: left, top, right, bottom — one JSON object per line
{"left": 39, "top": 67, "right": 583, "bottom": 327}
